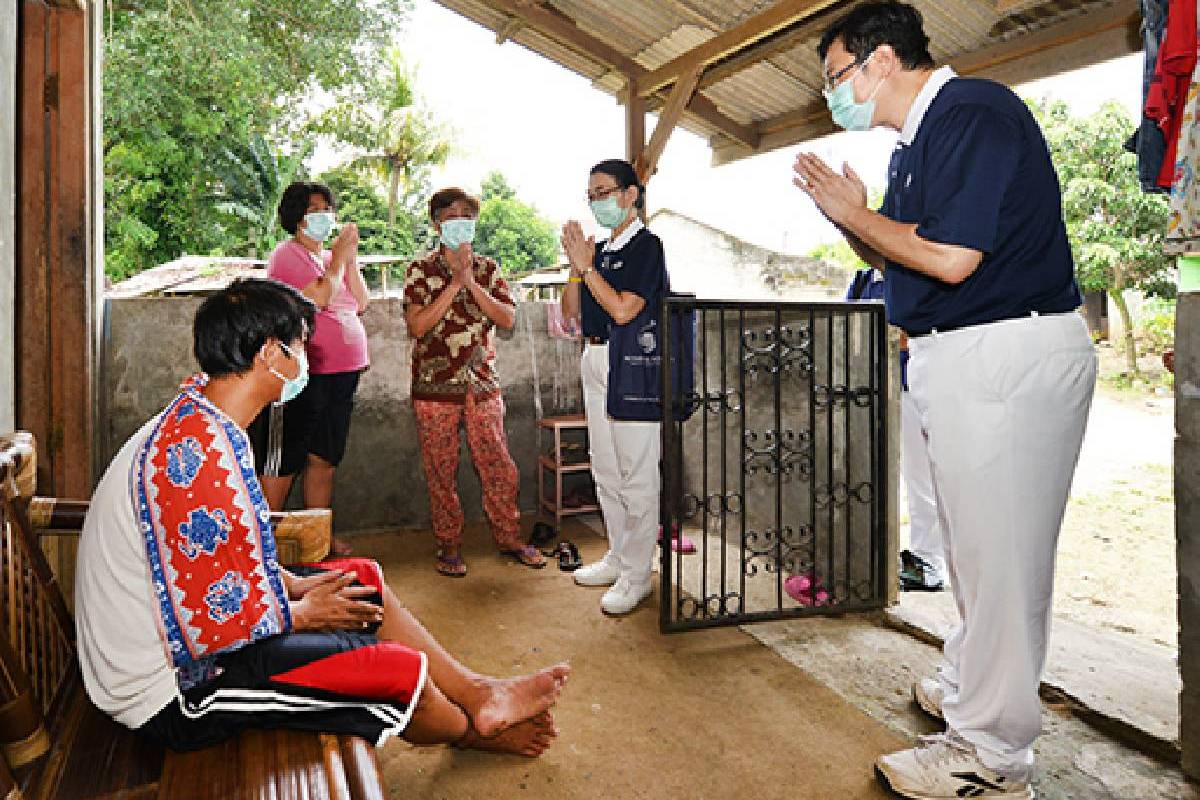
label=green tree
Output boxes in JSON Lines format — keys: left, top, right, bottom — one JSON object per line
{"left": 319, "top": 167, "right": 419, "bottom": 290}
{"left": 474, "top": 172, "right": 559, "bottom": 276}
{"left": 808, "top": 240, "right": 868, "bottom": 273}
{"left": 481, "top": 171, "right": 517, "bottom": 201}
{"left": 210, "top": 134, "right": 313, "bottom": 258}
{"left": 1033, "top": 100, "right": 1173, "bottom": 375}
{"left": 103, "top": 0, "right": 411, "bottom": 280}
{"left": 314, "top": 49, "right": 453, "bottom": 226}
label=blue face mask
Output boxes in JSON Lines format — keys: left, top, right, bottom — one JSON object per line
{"left": 440, "top": 218, "right": 476, "bottom": 250}
{"left": 269, "top": 343, "right": 309, "bottom": 404}
{"left": 303, "top": 212, "right": 335, "bottom": 242}
{"left": 823, "top": 59, "right": 883, "bottom": 132}
{"left": 590, "top": 196, "right": 630, "bottom": 229}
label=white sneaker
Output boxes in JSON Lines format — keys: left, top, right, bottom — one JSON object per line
{"left": 875, "top": 734, "right": 1034, "bottom": 799}
{"left": 914, "top": 677, "right": 946, "bottom": 722}
{"left": 573, "top": 559, "right": 620, "bottom": 587}
{"left": 600, "top": 577, "right": 652, "bottom": 616}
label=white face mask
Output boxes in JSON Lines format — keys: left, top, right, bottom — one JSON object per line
{"left": 303, "top": 212, "right": 335, "bottom": 242}
{"left": 266, "top": 342, "right": 309, "bottom": 404}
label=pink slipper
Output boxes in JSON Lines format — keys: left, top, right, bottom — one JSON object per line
{"left": 785, "top": 573, "right": 831, "bottom": 606}
{"left": 658, "top": 525, "right": 697, "bottom": 554}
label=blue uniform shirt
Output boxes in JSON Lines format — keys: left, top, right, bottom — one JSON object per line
{"left": 880, "top": 77, "right": 1081, "bottom": 335}
{"left": 580, "top": 227, "right": 665, "bottom": 339}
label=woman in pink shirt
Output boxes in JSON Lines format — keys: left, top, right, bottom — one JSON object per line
{"left": 248, "top": 181, "right": 370, "bottom": 556}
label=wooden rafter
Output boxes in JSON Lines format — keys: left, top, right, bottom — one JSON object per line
{"left": 495, "top": 17, "right": 525, "bottom": 45}
{"left": 712, "top": 0, "right": 1139, "bottom": 165}
{"left": 639, "top": 64, "right": 703, "bottom": 182}
{"left": 482, "top": 0, "right": 758, "bottom": 148}
{"left": 634, "top": 0, "right": 842, "bottom": 99}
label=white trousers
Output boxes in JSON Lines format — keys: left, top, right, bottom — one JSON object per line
{"left": 908, "top": 312, "right": 1096, "bottom": 777}
{"left": 581, "top": 343, "right": 661, "bottom": 584}
{"left": 901, "top": 387, "right": 945, "bottom": 578}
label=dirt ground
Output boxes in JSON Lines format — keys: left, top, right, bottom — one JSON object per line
{"left": 358, "top": 522, "right": 906, "bottom": 800}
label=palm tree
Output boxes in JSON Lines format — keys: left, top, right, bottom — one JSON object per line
{"left": 315, "top": 48, "right": 453, "bottom": 226}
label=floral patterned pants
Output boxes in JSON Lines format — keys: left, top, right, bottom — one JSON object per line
{"left": 413, "top": 393, "right": 521, "bottom": 549}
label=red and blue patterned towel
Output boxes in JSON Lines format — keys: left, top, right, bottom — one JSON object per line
{"left": 134, "top": 375, "right": 290, "bottom": 684}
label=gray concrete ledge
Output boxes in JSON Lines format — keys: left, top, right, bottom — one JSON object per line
{"left": 886, "top": 594, "right": 1181, "bottom": 766}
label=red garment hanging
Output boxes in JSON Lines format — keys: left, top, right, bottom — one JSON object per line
{"left": 1145, "top": 0, "right": 1198, "bottom": 188}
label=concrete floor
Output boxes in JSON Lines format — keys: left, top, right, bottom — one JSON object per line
{"left": 358, "top": 521, "right": 905, "bottom": 799}
{"left": 347, "top": 518, "right": 1196, "bottom": 799}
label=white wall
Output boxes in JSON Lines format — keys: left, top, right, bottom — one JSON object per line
{"left": 652, "top": 213, "right": 843, "bottom": 301}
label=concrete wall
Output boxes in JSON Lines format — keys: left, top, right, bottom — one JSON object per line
{"left": 1177, "top": 292, "right": 1200, "bottom": 778}
{"left": 650, "top": 211, "right": 848, "bottom": 301}
{"left": 0, "top": 3, "right": 16, "bottom": 433}
{"left": 103, "top": 298, "right": 585, "bottom": 533}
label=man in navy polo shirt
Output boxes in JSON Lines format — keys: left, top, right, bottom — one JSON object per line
{"left": 795, "top": 3, "right": 1096, "bottom": 798}
{"left": 845, "top": 267, "right": 945, "bottom": 593}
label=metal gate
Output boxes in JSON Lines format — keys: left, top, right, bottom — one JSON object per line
{"left": 660, "top": 298, "right": 890, "bottom": 632}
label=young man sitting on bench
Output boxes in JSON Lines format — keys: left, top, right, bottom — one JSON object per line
{"left": 75, "top": 277, "right": 569, "bottom": 755}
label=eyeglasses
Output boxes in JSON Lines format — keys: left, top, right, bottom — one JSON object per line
{"left": 823, "top": 56, "right": 868, "bottom": 93}
{"left": 586, "top": 185, "right": 623, "bottom": 203}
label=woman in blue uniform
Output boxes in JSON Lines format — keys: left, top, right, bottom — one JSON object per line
{"left": 559, "top": 159, "right": 668, "bottom": 617}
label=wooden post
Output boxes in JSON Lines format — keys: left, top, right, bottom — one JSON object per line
{"left": 639, "top": 64, "right": 702, "bottom": 184}
{"left": 15, "top": 0, "right": 95, "bottom": 499}
{"left": 625, "top": 74, "right": 646, "bottom": 219}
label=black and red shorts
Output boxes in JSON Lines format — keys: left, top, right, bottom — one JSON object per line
{"left": 138, "top": 559, "right": 427, "bottom": 751}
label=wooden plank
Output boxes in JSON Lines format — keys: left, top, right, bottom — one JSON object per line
{"left": 624, "top": 75, "right": 645, "bottom": 169}
{"left": 679, "top": 94, "right": 759, "bottom": 149}
{"left": 47, "top": 4, "right": 93, "bottom": 500}
{"left": 712, "top": 0, "right": 1140, "bottom": 165}
{"left": 640, "top": 64, "right": 702, "bottom": 183}
{"left": 479, "top": 0, "right": 758, "bottom": 149}
{"left": 950, "top": 0, "right": 1140, "bottom": 80}
{"left": 696, "top": 1, "right": 853, "bottom": 93}
{"left": 484, "top": 0, "right": 641, "bottom": 75}
{"left": 338, "top": 736, "right": 385, "bottom": 800}
{"left": 15, "top": 0, "right": 51, "bottom": 492}
{"left": 635, "top": 0, "right": 841, "bottom": 98}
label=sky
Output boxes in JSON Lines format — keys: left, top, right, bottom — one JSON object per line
{"left": 317, "top": 0, "right": 1146, "bottom": 256}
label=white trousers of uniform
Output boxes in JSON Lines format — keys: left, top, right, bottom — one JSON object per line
{"left": 581, "top": 343, "right": 661, "bottom": 585}
{"left": 901, "top": 387, "right": 945, "bottom": 578}
{"left": 907, "top": 311, "right": 1096, "bottom": 778}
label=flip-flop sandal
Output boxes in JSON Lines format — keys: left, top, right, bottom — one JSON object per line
{"left": 500, "top": 545, "right": 547, "bottom": 569}
{"left": 556, "top": 541, "right": 583, "bottom": 572}
{"left": 784, "top": 573, "right": 831, "bottom": 606}
{"left": 658, "top": 524, "right": 696, "bottom": 554}
{"left": 436, "top": 550, "right": 468, "bottom": 578}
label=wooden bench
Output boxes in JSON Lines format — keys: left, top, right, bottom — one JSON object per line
{"left": 0, "top": 431, "right": 387, "bottom": 799}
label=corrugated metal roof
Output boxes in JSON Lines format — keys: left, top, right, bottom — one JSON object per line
{"left": 431, "top": 0, "right": 1140, "bottom": 163}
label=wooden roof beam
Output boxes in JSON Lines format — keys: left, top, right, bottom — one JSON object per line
{"left": 639, "top": 64, "right": 704, "bottom": 181}
{"left": 696, "top": 0, "right": 853, "bottom": 92}
{"left": 482, "top": 0, "right": 759, "bottom": 148}
{"left": 634, "top": 0, "right": 842, "bottom": 99}
{"left": 713, "top": 0, "right": 1139, "bottom": 165}
{"left": 485, "top": 0, "right": 642, "bottom": 75}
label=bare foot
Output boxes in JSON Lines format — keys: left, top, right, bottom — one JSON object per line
{"left": 469, "top": 663, "right": 571, "bottom": 738}
{"left": 457, "top": 712, "right": 558, "bottom": 758}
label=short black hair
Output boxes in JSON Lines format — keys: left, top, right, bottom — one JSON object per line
{"left": 278, "top": 181, "right": 336, "bottom": 235}
{"left": 818, "top": 2, "right": 935, "bottom": 70}
{"left": 590, "top": 159, "right": 645, "bottom": 210}
{"left": 193, "top": 278, "right": 316, "bottom": 378}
